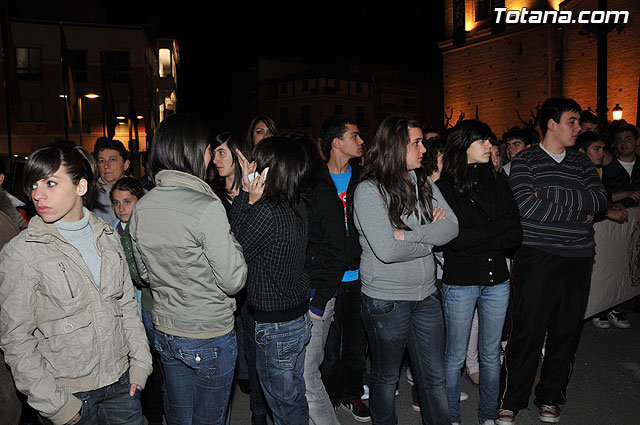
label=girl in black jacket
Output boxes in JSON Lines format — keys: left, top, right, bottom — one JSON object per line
{"left": 435, "top": 120, "right": 522, "bottom": 425}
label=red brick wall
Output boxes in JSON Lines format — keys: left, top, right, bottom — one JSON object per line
{"left": 443, "top": 25, "right": 563, "bottom": 136}
{"left": 563, "top": 0, "right": 640, "bottom": 124}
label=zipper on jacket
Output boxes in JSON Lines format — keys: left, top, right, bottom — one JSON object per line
{"left": 59, "top": 262, "right": 75, "bottom": 298}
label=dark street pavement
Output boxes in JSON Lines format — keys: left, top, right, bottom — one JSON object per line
{"left": 229, "top": 309, "right": 640, "bottom": 425}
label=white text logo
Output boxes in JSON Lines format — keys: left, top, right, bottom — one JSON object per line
{"left": 494, "top": 7, "right": 629, "bottom": 24}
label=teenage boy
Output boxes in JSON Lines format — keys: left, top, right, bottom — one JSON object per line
{"left": 304, "top": 115, "right": 369, "bottom": 422}
{"left": 602, "top": 124, "right": 640, "bottom": 208}
{"left": 497, "top": 98, "right": 607, "bottom": 424}
{"left": 502, "top": 128, "right": 533, "bottom": 176}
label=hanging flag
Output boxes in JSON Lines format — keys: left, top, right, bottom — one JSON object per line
{"left": 128, "top": 78, "right": 139, "bottom": 147}
{"left": 100, "top": 51, "right": 117, "bottom": 139}
{"left": 59, "top": 24, "right": 76, "bottom": 135}
{"left": 1, "top": 0, "right": 19, "bottom": 121}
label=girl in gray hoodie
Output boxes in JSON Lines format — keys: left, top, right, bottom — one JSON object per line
{"left": 353, "top": 116, "right": 458, "bottom": 425}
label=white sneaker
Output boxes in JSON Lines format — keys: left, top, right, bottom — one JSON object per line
{"left": 459, "top": 391, "right": 469, "bottom": 401}
{"left": 406, "top": 367, "right": 414, "bottom": 385}
{"left": 608, "top": 309, "right": 631, "bottom": 329}
{"left": 592, "top": 316, "right": 610, "bottom": 329}
{"left": 361, "top": 384, "right": 398, "bottom": 400}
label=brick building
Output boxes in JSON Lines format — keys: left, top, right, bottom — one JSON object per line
{"left": 441, "top": 0, "right": 638, "bottom": 135}
{"left": 0, "top": 19, "right": 179, "bottom": 158}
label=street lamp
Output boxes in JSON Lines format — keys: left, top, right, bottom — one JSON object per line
{"left": 78, "top": 93, "right": 100, "bottom": 144}
{"left": 612, "top": 104, "right": 623, "bottom": 121}
{"left": 59, "top": 93, "right": 100, "bottom": 143}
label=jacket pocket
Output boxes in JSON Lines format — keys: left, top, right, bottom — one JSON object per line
{"left": 109, "top": 302, "right": 130, "bottom": 357}
{"left": 38, "top": 311, "right": 98, "bottom": 374}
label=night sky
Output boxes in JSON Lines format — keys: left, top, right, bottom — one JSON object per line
{"left": 107, "top": 2, "right": 446, "bottom": 132}
{"left": 12, "top": 1, "right": 445, "bottom": 133}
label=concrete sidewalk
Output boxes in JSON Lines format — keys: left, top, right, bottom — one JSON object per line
{"left": 230, "top": 309, "right": 640, "bottom": 424}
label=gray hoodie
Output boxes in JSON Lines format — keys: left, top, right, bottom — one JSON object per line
{"left": 353, "top": 173, "right": 458, "bottom": 301}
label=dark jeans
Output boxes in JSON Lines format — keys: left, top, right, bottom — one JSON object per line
{"left": 241, "top": 303, "right": 269, "bottom": 419}
{"left": 499, "top": 246, "right": 593, "bottom": 413}
{"left": 361, "top": 293, "right": 449, "bottom": 425}
{"left": 255, "top": 313, "right": 312, "bottom": 425}
{"left": 39, "top": 370, "right": 142, "bottom": 425}
{"left": 140, "top": 308, "right": 164, "bottom": 424}
{"left": 0, "top": 351, "right": 21, "bottom": 425}
{"left": 153, "top": 329, "right": 237, "bottom": 425}
{"left": 321, "top": 280, "right": 368, "bottom": 402}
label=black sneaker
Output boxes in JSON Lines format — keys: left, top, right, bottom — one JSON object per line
{"left": 341, "top": 399, "right": 371, "bottom": 422}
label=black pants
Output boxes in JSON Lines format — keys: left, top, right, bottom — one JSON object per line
{"left": 499, "top": 246, "right": 593, "bottom": 413}
{"left": 321, "top": 280, "right": 368, "bottom": 402}
{"left": 240, "top": 302, "right": 269, "bottom": 418}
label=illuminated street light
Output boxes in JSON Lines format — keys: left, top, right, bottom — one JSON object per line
{"left": 612, "top": 104, "right": 623, "bottom": 121}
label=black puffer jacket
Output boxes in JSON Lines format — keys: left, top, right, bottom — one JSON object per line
{"left": 436, "top": 163, "right": 522, "bottom": 286}
{"left": 305, "top": 163, "right": 362, "bottom": 315}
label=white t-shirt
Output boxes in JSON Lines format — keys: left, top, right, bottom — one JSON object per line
{"left": 619, "top": 159, "right": 635, "bottom": 177}
{"left": 540, "top": 143, "right": 566, "bottom": 163}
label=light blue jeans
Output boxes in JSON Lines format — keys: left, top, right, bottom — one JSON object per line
{"left": 442, "top": 282, "right": 509, "bottom": 424}
{"left": 304, "top": 298, "right": 340, "bottom": 425}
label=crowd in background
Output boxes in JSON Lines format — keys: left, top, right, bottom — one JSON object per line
{"left": 0, "top": 96, "right": 638, "bottom": 425}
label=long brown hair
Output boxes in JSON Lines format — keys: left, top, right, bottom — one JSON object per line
{"left": 361, "top": 116, "right": 433, "bottom": 230}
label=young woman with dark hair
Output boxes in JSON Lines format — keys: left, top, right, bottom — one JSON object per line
{"left": 0, "top": 144, "right": 152, "bottom": 425}
{"left": 230, "top": 135, "right": 315, "bottom": 425}
{"left": 210, "top": 130, "right": 254, "bottom": 210}
{"left": 435, "top": 119, "right": 522, "bottom": 425}
{"left": 129, "top": 114, "right": 247, "bottom": 425}
{"left": 353, "top": 116, "right": 458, "bottom": 425}
{"left": 210, "top": 130, "right": 270, "bottom": 422}
{"left": 247, "top": 115, "right": 278, "bottom": 145}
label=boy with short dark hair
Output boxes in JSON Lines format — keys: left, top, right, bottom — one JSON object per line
{"left": 497, "top": 98, "right": 607, "bottom": 425}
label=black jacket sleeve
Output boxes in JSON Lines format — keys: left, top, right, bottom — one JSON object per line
{"left": 306, "top": 188, "right": 346, "bottom": 316}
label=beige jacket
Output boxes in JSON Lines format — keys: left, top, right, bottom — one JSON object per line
{"left": 0, "top": 213, "right": 152, "bottom": 425}
{"left": 129, "top": 170, "right": 247, "bottom": 338}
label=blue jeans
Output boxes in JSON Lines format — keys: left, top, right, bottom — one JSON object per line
{"left": 304, "top": 298, "right": 340, "bottom": 425}
{"left": 153, "top": 329, "right": 237, "bottom": 425}
{"left": 442, "top": 282, "right": 510, "bottom": 424}
{"left": 361, "top": 293, "right": 449, "bottom": 425}
{"left": 255, "top": 313, "right": 311, "bottom": 425}
{"left": 39, "top": 370, "right": 142, "bottom": 425}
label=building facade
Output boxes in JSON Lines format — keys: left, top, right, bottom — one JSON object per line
{"left": 0, "top": 19, "right": 178, "bottom": 158}
{"left": 441, "top": 0, "right": 638, "bottom": 135}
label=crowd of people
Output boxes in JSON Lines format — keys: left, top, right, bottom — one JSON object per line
{"left": 0, "top": 96, "right": 638, "bottom": 425}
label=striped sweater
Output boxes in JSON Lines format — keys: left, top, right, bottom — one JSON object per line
{"left": 509, "top": 144, "right": 607, "bottom": 257}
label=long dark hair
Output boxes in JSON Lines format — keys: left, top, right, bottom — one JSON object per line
{"left": 253, "top": 135, "right": 315, "bottom": 211}
{"left": 150, "top": 114, "right": 211, "bottom": 181}
{"left": 23, "top": 143, "right": 100, "bottom": 210}
{"left": 210, "top": 130, "right": 253, "bottom": 201}
{"left": 361, "top": 116, "right": 433, "bottom": 230}
{"left": 441, "top": 119, "right": 493, "bottom": 194}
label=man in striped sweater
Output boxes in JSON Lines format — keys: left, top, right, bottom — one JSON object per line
{"left": 497, "top": 98, "right": 607, "bottom": 425}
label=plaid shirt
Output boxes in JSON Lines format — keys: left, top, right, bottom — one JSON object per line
{"left": 229, "top": 190, "right": 309, "bottom": 321}
{"left": 602, "top": 155, "right": 640, "bottom": 208}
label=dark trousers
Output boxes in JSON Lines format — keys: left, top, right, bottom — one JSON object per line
{"left": 240, "top": 303, "right": 269, "bottom": 418}
{"left": 140, "top": 309, "right": 164, "bottom": 424}
{"left": 499, "top": 246, "right": 593, "bottom": 413}
{"left": 321, "top": 280, "right": 368, "bottom": 402}
{"left": 0, "top": 351, "right": 21, "bottom": 425}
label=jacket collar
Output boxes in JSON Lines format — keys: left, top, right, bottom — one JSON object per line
{"left": 155, "top": 170, "right": 218, "bottom": 199}
{"left": 26, "top": 209, "right": 113, "bottom": 243}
